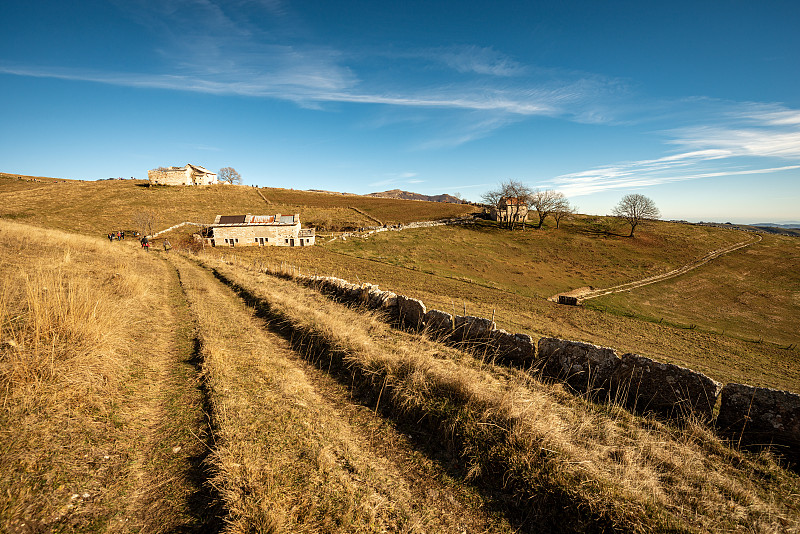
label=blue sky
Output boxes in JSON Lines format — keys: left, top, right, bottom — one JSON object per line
{"left": 1, "top": 1, "right": 799, "bottom": 223}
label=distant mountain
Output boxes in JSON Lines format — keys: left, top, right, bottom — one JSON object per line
{"left": 366, "top": 189, "right": 464, "bottom": 203}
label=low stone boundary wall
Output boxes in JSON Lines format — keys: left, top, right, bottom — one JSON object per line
{"left": 289, "top": 271, "right": 798, "bottom": 458}
{"left": 615, "top": 352, "right": 721, "bottom": 420}
{"left": 537, "top": 338, "right": 621, "bottom": 398}
{"left": 335, "top": 216, "right": 475, "bottom": 241}
{"left": 717, "top": 383, "right": 800, "bottom": 463}
{"left": 150, "top": 221, "right": 204, "bottom": 238}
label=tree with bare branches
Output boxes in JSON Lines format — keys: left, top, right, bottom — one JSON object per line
{"left": 529, "top": 189, "right": 566, "bottom": 229}
{"left": 551, "top": 198, "right": 576, "bottom": 229}
{"left": 131, "top": 209, "right": 160, "bottom": 237}
{"left": 482, "top": 180, "right": 532, "bottom": 230}
{"left": 612, "top": 194, "right": 660, "bottom": 237}
{"left": 218, "top": 167, "right": 242, "bottom": 184}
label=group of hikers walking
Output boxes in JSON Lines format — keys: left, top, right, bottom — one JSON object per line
{"left": 105, "top": 230, "right": 170, "bottom": 252}
{"left": 139, "top": 236, "right": 171, "bottom": 252}
{"left": 107, "top": 230, "right": 126, "bottom": 241}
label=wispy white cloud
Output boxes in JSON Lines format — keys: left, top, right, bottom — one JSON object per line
{"left": 670, "top": 127, "right": 800, "bottom": 159}
{"left": 431, "top": 45, "right": 527, "bottom": 77}
{"left": 544, "top": 100, "right": 800, "bottom": 197}
{"left": 367, "top": 171, "right": 421, "bottom": 188}
{"left": 0, "top": 0, "right": 632, "bottom": 151}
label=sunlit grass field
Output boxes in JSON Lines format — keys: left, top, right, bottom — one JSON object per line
{"left": 1, "top": 183, "right": 799, "bottom": 531}
{"left": 213, "top": 220, "right": 800, "bottom": 393}
{"left": 0, "top": 174, "right": 476, "bottom": 236}
{"left": 2, "top": 172, "right": 798, "bottom": 393}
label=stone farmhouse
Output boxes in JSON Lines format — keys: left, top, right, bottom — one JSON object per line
{"left": 147, "top": 164, "right": 218, "bottom": 186}
{"left": 490, "top": 197, "right": 529, "bottom": 223}
{"left": 202, "top": 214, "right": 315, "bottom": 247}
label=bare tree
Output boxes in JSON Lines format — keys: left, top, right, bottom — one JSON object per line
{"left": 481, "top": 186, "right": 505, "bottom": 228}
{"left": 132, "top": 209, "right": 160, "bottom": 237}
{"left": 529, "top": 189, "right": 566, "bottom": 229}
{"left": 218, "top": 167, "right": 242, "bottom": 184}
{"left": 612, "top": 194, "right": 660, "bottom": 237}
{"left": 483, "top": 180, "right": 532, "bottom": 230}
{"left": 551, "top": 198, "right": 576, "bottom": 229}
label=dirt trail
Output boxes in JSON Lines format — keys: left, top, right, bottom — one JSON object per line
{"left": 168, "top": 253, "right": 511, "bottom": 532}
{"left": 552, "top": 233, "right": 762, "bottom": 302}
{"left": 114, "top": 258, "right": 220, "bottom": 532}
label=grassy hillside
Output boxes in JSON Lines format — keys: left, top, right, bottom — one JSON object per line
{"left": 210, "top": 220, "right": 800, "bottom": 393}
{"left": 3, "top": 174, "right": 797, "bottom": 392}
{"left": 200, "top": 253, "right": 800, "bottom": 532}
{"left": 590, "top": 232, "right": 800, "bottom": 347}
{"left": 0, "top": 220, "right": 214, "bottom": 531}
{"left": 0, "top": 173, "right": 475, "bottom": 236}
{"left": 2, "top": 218, "right": 799, "bottom": 532}
{"left": 325, "top": 217, "right": 749, "bottom": 297}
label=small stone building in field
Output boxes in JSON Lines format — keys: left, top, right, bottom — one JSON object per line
{"left": 148, "top": 164, "right": 218, "bottom": 186}
{"left": 202, "top": 214, "right": 315, "bottom": 247}
{"left": 490, "top": 197, "right": 529, "bottom": 223}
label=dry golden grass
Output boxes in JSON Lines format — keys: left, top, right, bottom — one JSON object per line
{"left": 169, "top": 253, "right": 508, "bottom": 532}
{"left": 203, "top": 254, "right": 800, "bottom": 533}
{"left": 0, "top": 221, "right": 143, "bottom": 529}
{"left": 0, "top": 221, "right": 210, "bottom": 532}
{"left": 204, "top": 225, "right": 800, "bottom": 393}
{"left": 0, "top": 175, "right": 475, "bottom": 237}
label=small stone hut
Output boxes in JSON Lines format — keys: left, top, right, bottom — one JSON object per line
{"left": 490, "top": 197, "right": 529, "bottom": 223}
{"left": 147, "top": 164, "right": 218, "bottom": 186}
{"left": 202, "top": 214, "right": 315, "bottom": 247}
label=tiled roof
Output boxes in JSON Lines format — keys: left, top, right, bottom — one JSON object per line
{"left": 213, "top": 214, "right": 299, "bottom": 226}
{"left": 186, "top": 163, "right": 215, "bottom": 174}
{"left": 218, "top": 215, "right": 248, "bottom": 224}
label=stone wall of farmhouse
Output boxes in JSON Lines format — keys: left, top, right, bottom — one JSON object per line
{"left": 148, "top": 169, "right": 189, "bottom": 186}
{"left": 148, "top": 167, "right": 217, "bottom": 185}
{"left": 269, "top": 270, "right": 800, "bottom": 462}
{"left": 212, "top": 224, "right": 313, "bottom": 247}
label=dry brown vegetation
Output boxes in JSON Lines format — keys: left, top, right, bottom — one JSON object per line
{"left": 0, "top": 174, "right": 475, "bottom": 237}
{"left": 170, "top": 253, "right": 512, "bottom": 532}
{"left": 209, "top": 220, "right": 800, "bottom": 393}
{"left": 2, "top": 175, "right": 800, "bottom": 532}
{"left": 0, "top": 220, "right": 214, "bottom": 532}
{"left": 197, "top": 253, "right": 800, "bottom": 532}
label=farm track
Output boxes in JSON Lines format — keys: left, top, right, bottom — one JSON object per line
{"left": 119, "top": 264, "right": 222, "bottom": 533}
{"left": 555, "top": 233, "right": 762, "bottom": 302}
{"left": 166, "top": 253, "right": 510, "bottom": 532}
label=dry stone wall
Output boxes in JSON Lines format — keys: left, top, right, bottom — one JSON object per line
{"left": 289, "top": 271, "right": 799, "bottom": 458}
{"left": 537, "top": 338, "right": 621, "bottom": 398}
{"left": 615, "top": 352, "right": 721, "bottom": 420}
{"left": 717, "top": 383, "right": 800, "bottom": 462}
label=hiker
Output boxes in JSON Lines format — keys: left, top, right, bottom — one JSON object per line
{"left": 141, "top": 236, "right": 149, "bottom": 251}
{"left": 107, "top": 233, "right": 113, "bottom": 243}
{"left": 163, "top": 239, "right": 171, "bottom": 252}
{"left": 121, "top": 230, "right": 125, "bottom": 240}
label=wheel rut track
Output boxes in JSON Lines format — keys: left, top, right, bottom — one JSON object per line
{"left": 170, "top": 255, "right": 515, "bottom": 533}
{"left": 204, "top": 261, "right": 627, "bottom": 533}
{"left": 171, "top": 263, "right": 227, "bottom": 534}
